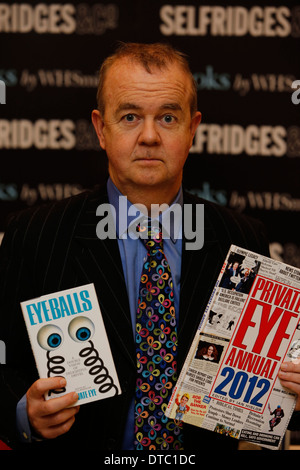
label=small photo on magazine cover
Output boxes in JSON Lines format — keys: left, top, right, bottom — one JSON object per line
{"left": 219, "top": 252, "right": 261, "bottom": 294}
{"left": 195, "top": 340, "right": 223, "bottom": 364}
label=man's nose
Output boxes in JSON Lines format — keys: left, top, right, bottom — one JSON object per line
{"left": 138, "top": 118, "right": 161, "bottom": 145}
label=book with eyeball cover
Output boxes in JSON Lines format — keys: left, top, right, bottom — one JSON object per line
{"left": 21, "top": 283, "right": 121, "bottom": 405}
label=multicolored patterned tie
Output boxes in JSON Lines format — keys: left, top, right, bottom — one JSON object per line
{"left": 134, "top": 219, "right": 183, "bottom": 450}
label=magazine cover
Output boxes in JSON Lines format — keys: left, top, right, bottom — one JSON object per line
{"left": 166, "top": 245, "right": 300, "bottom": 450}
{"left": 21, "top": 283, "right": 121, "bottom": 405}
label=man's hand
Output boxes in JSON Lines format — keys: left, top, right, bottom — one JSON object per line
{"left": 26, "top": 377, "right": 80, "bottom": 439}
{"left": 278, "top": 361, "right": 300, "bottom": 410}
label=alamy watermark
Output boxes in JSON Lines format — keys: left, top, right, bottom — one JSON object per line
{"left": 0, "top": 80, "right": 6, "bottom": 104}
{"left": 0, "top": 340, "right": 6, "bottom": 364}
{"left": 96, "top": 197, "right": 204, "bottom": 251}
{"left": 291, "top": 80, "right": 300, "bottom": 105}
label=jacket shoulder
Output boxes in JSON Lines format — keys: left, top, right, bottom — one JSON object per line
{"left": 183, "top": 189, "right": 270, "bottom": 256}
{"left": 1, "top": 185, "right": 107, "bottom": 257}
{"left": 7, "top": 185, "right": 105, "bottom": 227}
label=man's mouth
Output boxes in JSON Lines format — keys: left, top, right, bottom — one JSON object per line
{"left": 134, "top": 156, "right": 162, "bottom": 162}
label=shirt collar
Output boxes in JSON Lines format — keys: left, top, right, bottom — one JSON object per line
{"left": 107, "top": 178, "right": 183, "bottom": 243}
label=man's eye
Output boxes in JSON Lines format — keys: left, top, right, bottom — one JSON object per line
{"left": 162, "top": 114, "right": 175, "bottom": 123}
{"left": 124, "top": 114, "right": 136, "bottom": 122}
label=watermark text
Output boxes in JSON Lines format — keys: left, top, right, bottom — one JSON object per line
{"left": 291, "top": 80, "right": 300, "bottom": 104}
{"left": 0, "top": 340, "right": 6, "bottom": 364}
{"left": 0, "top": 80, "right": 6, "bottom": 104}
{"left": 96, "top": 197, "right": 204, "bottom": 251}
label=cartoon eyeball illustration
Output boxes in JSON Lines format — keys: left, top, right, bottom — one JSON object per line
{"left": 37, "top": 325, "right": 64, "bottom": 351}
{"left": 68, "top": 316, "right": 95, "bottom": 342}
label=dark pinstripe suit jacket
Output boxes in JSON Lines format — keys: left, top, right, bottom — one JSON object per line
{"left": 0, "top": 184, "right": 270, "bottom": 450}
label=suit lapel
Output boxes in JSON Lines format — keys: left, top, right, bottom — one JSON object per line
{"left": 70, "top": 189, "right": 136, "bottom": 370}
{"left": 178, "top": 192, "right": 224, "bottom": 370}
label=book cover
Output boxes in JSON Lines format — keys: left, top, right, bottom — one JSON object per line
{"left": 21, "top": 283, "right": 121, "bottom": 405}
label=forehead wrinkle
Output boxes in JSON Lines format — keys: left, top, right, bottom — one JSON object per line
{"left": 160, "top": 102, "right": 183, "bottom": 112}
{"left": 102, "top": 58, "right": 195, "bottom": 116}
{"left": 116, "top": 102, "right": 142, "bottom": 112}
{"left": 116, "top": 101, "right": 183, "bottom": 113}
{"left": 111, "top": 76, "right": 188, "bottom": 102}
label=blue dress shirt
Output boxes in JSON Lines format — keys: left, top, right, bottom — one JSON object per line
{"left": 106, "top": 179, "right": 183, "bottom": 449}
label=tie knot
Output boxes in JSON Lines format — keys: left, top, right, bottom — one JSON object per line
{"left": 138, "top": 219, "right": 163, "bottom": 254}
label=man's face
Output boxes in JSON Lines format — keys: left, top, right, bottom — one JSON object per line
{"left": 92, "top": 58, "right": 201, "bottom": 203}
{"left": 180, "top": 396, "right": 188, "bottom": 405}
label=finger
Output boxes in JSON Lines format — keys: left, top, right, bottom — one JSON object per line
{"left": 27, "top": 377, "right": 67, "bottom": 401}
{"left": 278, "top": 368, "right": 300, "bottom": 393}
{"left": 29, "top": 391, "right": 79, "bottom": 420}
{"left": 43, "top": 391, "right": 79, "bottom": 415}
{"left": 281, "top": 360, "right": 300, "bottom": 372}
{"left": 46, "top": 416, "right": 76, "bottom": 439}
{"left": 48, "top": 405, "right": 80, "bottom": 425}
{"left": 28, "top": 394, "right": 80, "bottom": 439}
{"left": 39, "top": 405, "right": 80, "bottom": 430}
{"left": 37, "top": 409, "right": 79, "bottom": 440}
{"left": 278, "top": 362, "right": 300, "bottom": 410}
{"left": 279, "top": 362, "right": 300, "bottom": 385}
{"left": 279, "top": 377, "right": 300, "bottom": 398}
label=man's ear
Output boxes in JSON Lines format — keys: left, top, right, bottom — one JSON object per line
{"left": 91, "top": 109, "right": 106, "bottom": 150}
{"left": 188, "top": 111, "right": 202, "bottom": 149}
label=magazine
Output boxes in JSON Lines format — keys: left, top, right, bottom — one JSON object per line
{"left": 165, "top": 245, "right": 300, "bottom": 450}
{"left": 21, "top": 283, "right": 121, "bottom": 405}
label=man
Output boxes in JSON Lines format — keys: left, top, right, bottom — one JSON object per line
{"left": 220, "top": 261, "right": 241, "bottom": 290}
{"left": 0, "top": 42, "right": 299, "bottom": 451}
{"left": 269, "top": 405, "right": 284, "bottom": 432}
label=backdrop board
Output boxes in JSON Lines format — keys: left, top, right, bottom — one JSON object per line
{"left": 0, "top": 1, "right": 299, "bottom": 263}
{"left": 0, "top": 0, "right": 300, "bottom": 451}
